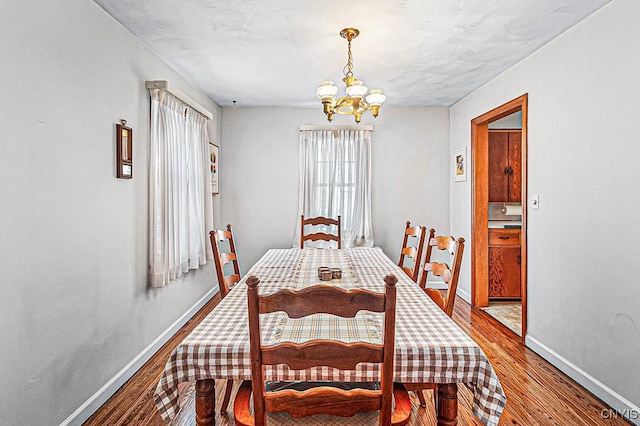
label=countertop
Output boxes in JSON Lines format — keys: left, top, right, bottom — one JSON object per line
{"left": 488, "top": 221, "right": 521, "bottom": 229}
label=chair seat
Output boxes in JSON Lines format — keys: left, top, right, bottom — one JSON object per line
{"left": 267, "top": 410, "right": 379, "bottom": 425}
{"left": 234, "top": 381, "right": 411, "bottom": 426}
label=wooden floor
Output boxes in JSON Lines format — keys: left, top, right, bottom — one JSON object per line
{"left": 85, "top": 294, "right": 630, "bottom": 425}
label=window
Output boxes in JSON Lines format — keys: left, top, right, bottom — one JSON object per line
{"left": 148, "top": 89, "right": 213, "bottom": 287}
{"left": 298, "top": 129, "right": 373, "bottom": 248}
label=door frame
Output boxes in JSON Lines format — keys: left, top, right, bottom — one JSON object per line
{"left": 471, "top": 94, "right": 528, "bottom": 341}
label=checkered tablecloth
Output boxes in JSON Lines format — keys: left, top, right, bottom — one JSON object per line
{"left": 274, "top": 249, "right": 380, "bottom": 344}
{"left": 154, "top": 248, "right": 506, "bottom": 425}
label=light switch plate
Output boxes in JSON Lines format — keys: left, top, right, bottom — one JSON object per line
{"left": 531, "top": 194, "right": 539, "bottom": 210}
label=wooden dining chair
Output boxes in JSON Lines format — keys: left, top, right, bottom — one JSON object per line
{"left": 397, "top": 221, "right": 428, "bottom": 282}
{"left": 419, "top": 235, "right": 465, "bottom": 317}
{"left": 210, "top": 224, "right": 241, "bottom": 299}
{"left": 234, "top": 275, "right": 412, "bottom": 426}
{"left": 300, "top": 215, "right": 341, "bottom": 249}
{"left": 406, "top": 234, "right": 465, "bottom": 408}
{"left": 209, "top": 224, "right": 241, "bottom": 412}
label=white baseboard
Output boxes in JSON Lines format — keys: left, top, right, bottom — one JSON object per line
{"left": 526, "top": 335, "right": 640, "bottom": 425}
{"left": 59, "top": 287, "right": 218, "bottom": 426}
{"left": 455, "top": 287, "right": 472, "bottom": 304}
{"left": 428, "top": 281, "right": 471, "bottom": 303}
{"left": 425, "top": 281, "right": 448, "bottom": 290}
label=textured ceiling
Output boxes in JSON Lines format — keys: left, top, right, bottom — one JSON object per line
{"left": 94, "top": 0, "right": 610, "bottom": 107}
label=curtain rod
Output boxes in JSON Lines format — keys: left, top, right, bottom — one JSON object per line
{"left": 145, "top": 80, "right": 213, "bottom": 120}
{"left": 299, "top": 124, "right": 374, "bottom": 132}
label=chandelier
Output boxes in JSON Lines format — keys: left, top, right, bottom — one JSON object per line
{"left": 316, "top": 28, "right": 386, "bottom": 123}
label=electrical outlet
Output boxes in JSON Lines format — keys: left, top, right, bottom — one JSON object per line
{"left": 531, "top": 194, "right": 539, "bottom": 210}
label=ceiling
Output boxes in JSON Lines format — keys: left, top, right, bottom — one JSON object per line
{"left": 94, "top": 0, "right": 610, "bottom": 108}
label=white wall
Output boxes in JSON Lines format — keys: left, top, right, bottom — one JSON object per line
{"left": 488, "top": 111, "right": 522, "bottom": 129}
{"left": 220, "top": 107, "right": 450, "bottom": 272}
{"left": 450, "top": 0, "right": 640, "bottom": 415}
{"left": 0, "top": 1, "right": 221, "bottom": 425}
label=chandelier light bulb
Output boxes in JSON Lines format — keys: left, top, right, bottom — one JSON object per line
{"left": 365, "top": 89, "right": 386, "bottom": 106}
{"left": 345, "top": 80, "right": 368, "bottom": 99}
{"left": 316, "top": 81, "right": 339, "bottom": 100}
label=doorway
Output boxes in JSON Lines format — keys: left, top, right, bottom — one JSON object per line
{"left": 470, "top": 94, "right": 528, "bottom": 341}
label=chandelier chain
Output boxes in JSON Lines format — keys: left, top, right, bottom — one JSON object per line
{"left": 343, "top": 38, "right": 353, "bottom": 78}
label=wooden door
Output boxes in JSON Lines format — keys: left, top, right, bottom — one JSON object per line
{"left": 488, "top": 132, "right": 509, "bottom": 202}
{"left": 507, "top": 132, "right": 522, "bottom": 202}
{"left": 489, "top": 246, "right": 521, "bottom": 298}
{"left": 471, "top": 93, "right": 528, "bottom": 341}
{"left": 489, "top": 130, "right": 522, "bottom": 202}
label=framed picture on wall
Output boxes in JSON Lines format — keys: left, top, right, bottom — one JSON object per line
{"left": 116, "top": 120, "right": 133, "bottom": 179}
{"left": 454, "top": 147, "right": 466, "bottom": 182}
{"left": 210, "top": 142, "right": 219, "bottom": 194}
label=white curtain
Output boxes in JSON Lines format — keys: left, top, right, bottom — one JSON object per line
{"left": 297, "top": 129, "right": 374, "bottom": 248}
{"left": 149, "top": 89, "right": 214, "bottom": 287}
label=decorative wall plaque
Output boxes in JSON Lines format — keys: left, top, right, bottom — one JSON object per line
{"left": 116, "top": 119, "right": 133, "bottom": 179}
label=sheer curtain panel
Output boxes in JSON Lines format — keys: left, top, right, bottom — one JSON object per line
{"left": 297, "top": 129, "right": 374, "bottom": 248}
{"left": 149, "top": 89, "right": 213, "bottom": 287}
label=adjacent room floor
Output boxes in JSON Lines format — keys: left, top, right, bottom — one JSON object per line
{"left": 481, "top": 300, "right": 522, "bottom": 337}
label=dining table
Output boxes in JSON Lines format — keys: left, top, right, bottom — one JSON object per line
{"left": 154, "top": 247, "right": 506, "bottom": 425}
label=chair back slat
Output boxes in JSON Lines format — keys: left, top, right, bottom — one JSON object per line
{"left": 401, "top": 246, "right": 419, "bottom": 258}
{"left": 258, "top": 285, "right": 386, "bottom": 318}
{"left": 224, "top": 275, "right": 241, "bottom": 291}
{"left": 302, "top": 216, "right": 340, "bottom": 227}
{"left": 219, "top": 252, "right": 237, "bottom": 266}
{"left": 432, "top": 235, "right": 456, "bottom": 252}
{"left": 262, "top": 341, "right": 383, "bottom": 370}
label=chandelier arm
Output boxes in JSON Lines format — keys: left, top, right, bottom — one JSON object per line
{"left": 334, "top": 96, "right": 353, "bottom": 108}
{"left": 334, "top": 100, "right": 367, "bottom": 116}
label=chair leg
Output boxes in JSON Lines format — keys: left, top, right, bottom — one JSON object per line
{"left": 233, "top": 381, "right": 254, "bottom": 426}
{"left": 416, "top": 390, "right": 427, "bottom": 407}
{"left": 220, "top": 380, "right": 234, "bottom": 412}
{"left": 391, "top": 383, "right": 412, "bottom": 426}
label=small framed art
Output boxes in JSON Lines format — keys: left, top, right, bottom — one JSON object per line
{"left": 454, "top": 147, "right": 466, "bottom": 182}
{"left": 116, "top": 120, "right": 133, "bottom": 179}
{"left": 209, "top": 142, "right": 219, "bottom": 194}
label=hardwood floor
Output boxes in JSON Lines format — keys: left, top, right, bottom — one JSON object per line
{"left": 85, "top": 294, "right": 631, "bottom": 425}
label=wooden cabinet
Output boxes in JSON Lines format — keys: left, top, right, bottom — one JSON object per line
{"left": 489, "top": 229, "right": 521, "bottom": 299}
{"left": 489, "top": 130, "right": 521, "bottom": 202}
